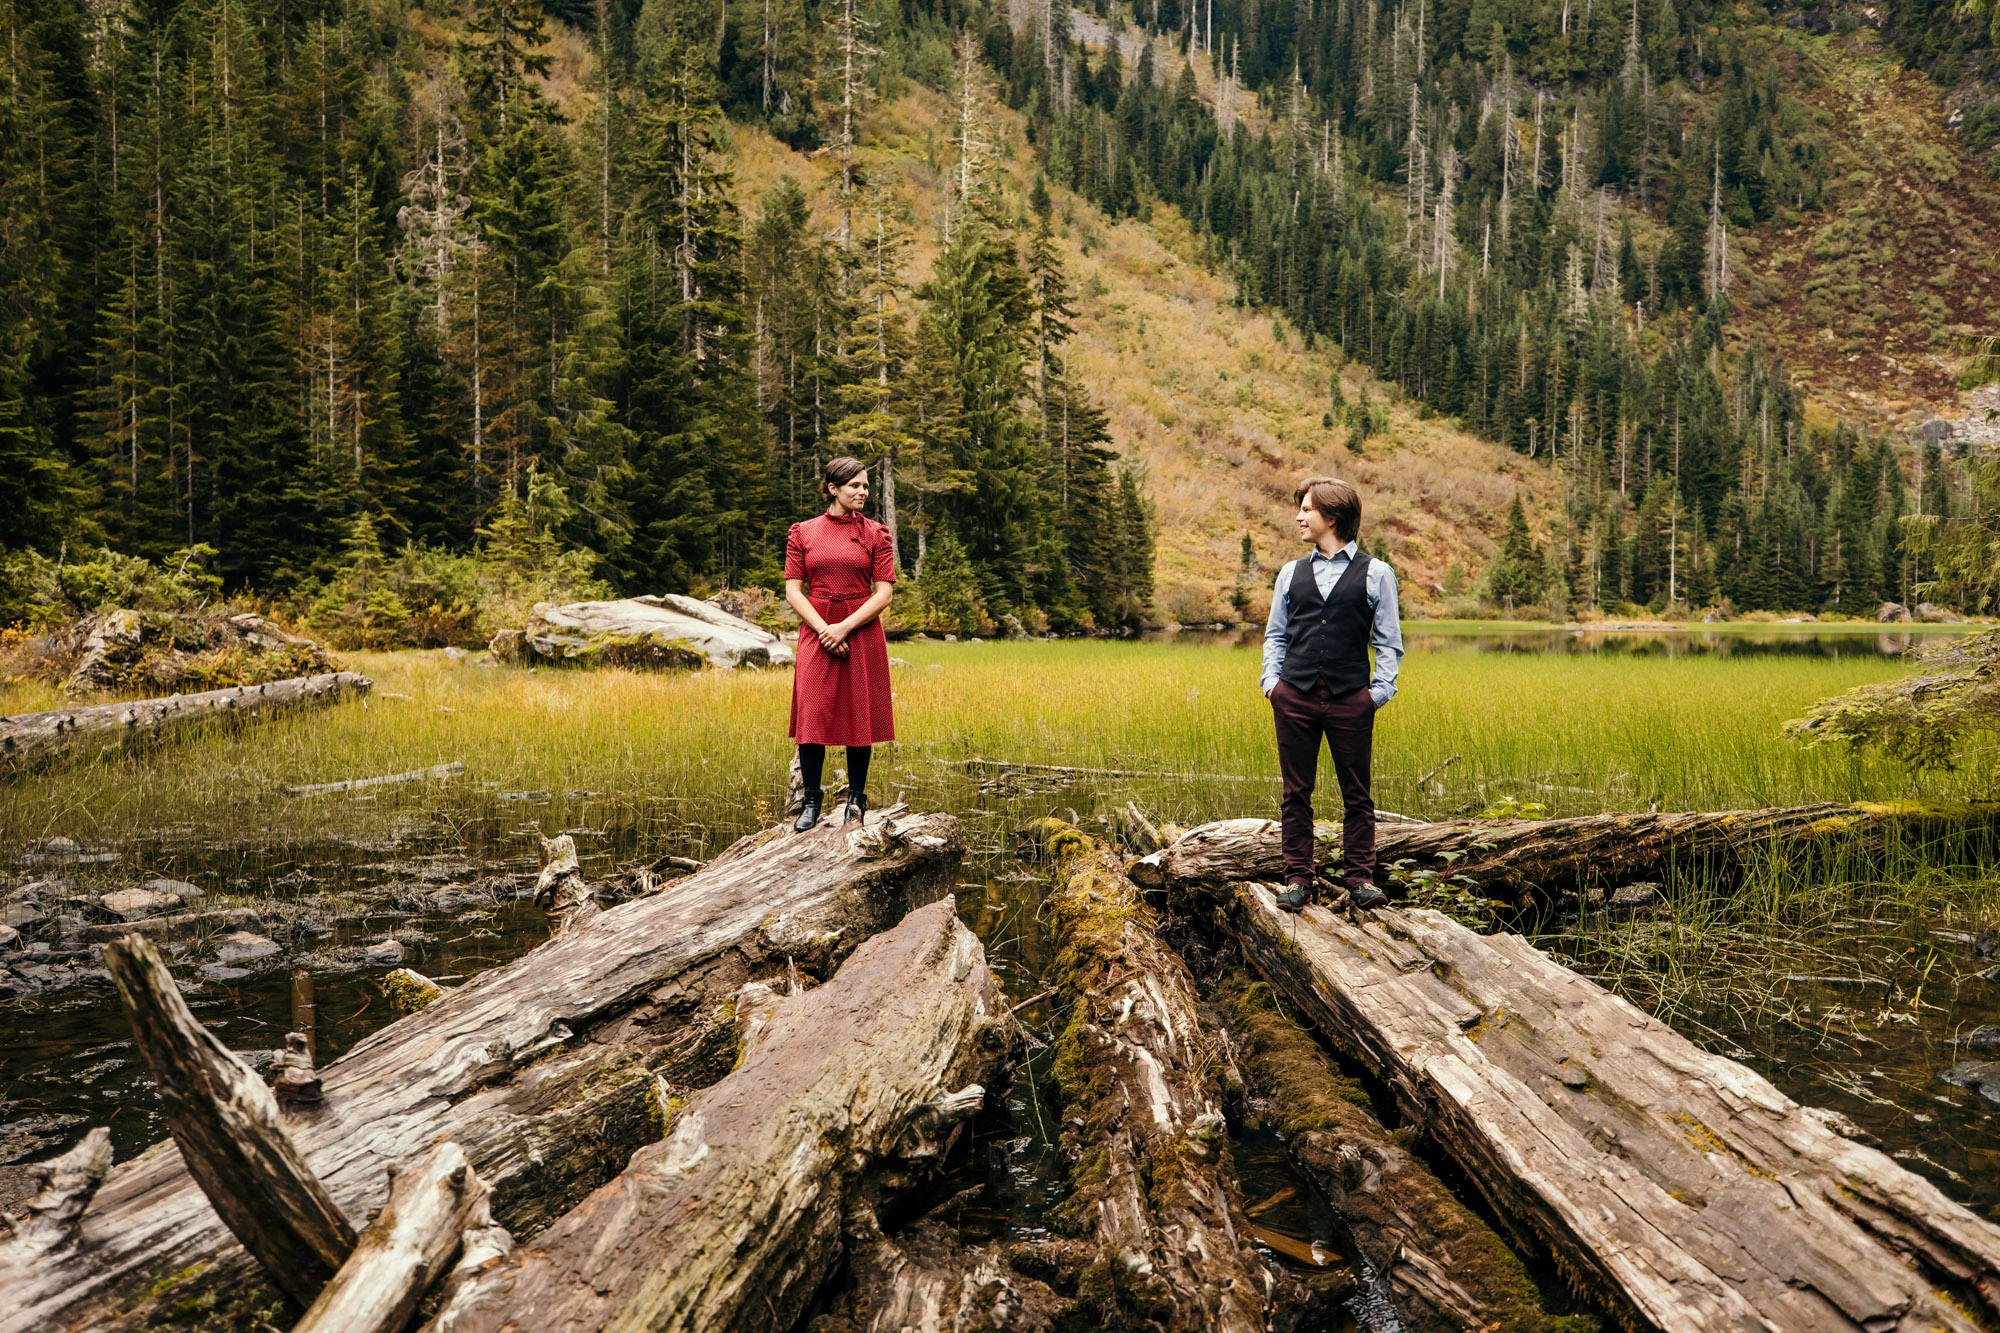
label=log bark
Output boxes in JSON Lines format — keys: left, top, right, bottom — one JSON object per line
{"left": 101, "top": 934, "right": 355, "bottom": 1307}
{"left": 1134, "top": 801, "right": 2000, "bottom": 905}
{"left": 0, "top": 671, "right": 373, "bottom": 774}
{"left": 1213, "top": 884, "right": 2000, "bottom": 1332}
{"left": 285, "top": 761, "right": 465, "bottom": 798}
{"left": 1217, "top": 971, "right": 1582, "bottom": 1333}
{"left": 809, "top": 1213, "right": 1075, "bottom": 1333}
{"left": 0, "top": 1127, "right": 113, "bottom": 1275}
{"left": 11, "top": 808, "right": 965, "bottom": 1333}
{"left": 419, "top": 898, "right": 1011, "bottom": 1333}
{"left": 1026, "top": 821, "right": 1275, "bottom": 1333}
{"left": 291, "top": 1141, "right": 490, "bottom": 1333}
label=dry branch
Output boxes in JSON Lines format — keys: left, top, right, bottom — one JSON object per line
{"left": 1212, "top": 885, "right": 2000, "bottom": 1331}
{"left": 419, "top": 899, "right": 1011, "bottom": 1333}
{"left": 1134, "top": 801, "right": 2000, "bottom": 904}
{"left": 291, "top": 1141, "right": 490, "bottom": 1333}
{"left": 0, "top": 671, "right": 372, "bottom": 774}
{"left": 101, "top": 934, "right": 355, "bottom": 1307}
{"left": 0, "top": 1127, "right": 113, "bottom": 1276}
{"left": 12, "top": 808, "right": 965, "bottom": 1333}
{"left": 285, "top": 761, "right": 464, "bottom": 798}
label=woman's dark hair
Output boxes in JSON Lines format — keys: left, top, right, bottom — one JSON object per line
{"left": 821, "top": 456, "right": 868, "bottom": 500}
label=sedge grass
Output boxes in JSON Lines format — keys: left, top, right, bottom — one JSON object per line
{"left": 0, "top": 637, "right": 1973, "bottom": 859}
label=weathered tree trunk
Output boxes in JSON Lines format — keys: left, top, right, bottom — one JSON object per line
{"left": 1134, "top": 801, "right": 2000, "bottom": 905}
{"left": 0, "top": 671, "right": 373, "bottom": 774}
{"left": 419, "top": 898, "right": 1011, "bottom": 1333}
{"left": 0, "top": 1128, "right": 112, "bottom": 1278}
{"left": 811, "top": 1213, "right": 1076, "bottom": 1333}
{"left": 291, "top": 1142, "right": 490, "bottom": 1333}
{"left": 1217, "top": 971, "right": 1579, "bottom": 1333}
{"left": 102, "top": 935, "right": 356, "bottom": 1307}
{"left": 10, "top": 809, "right": 964, "bottom": 1333}
{"left": 1026, "top": 821, "right": 1276, "bottom": 1333}
{"left": 1213, "top": 884, "right": 2000, "bottom": 1332}
{"left": 531, "top": 833, "right": 598, "bottom": 933}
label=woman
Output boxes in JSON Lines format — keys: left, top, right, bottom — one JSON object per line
{"left": 785, "top": 456, "right": 897, "bottom": 830}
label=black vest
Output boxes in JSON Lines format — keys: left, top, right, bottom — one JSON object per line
{"left": 1279, "top": 548, "right": 1373, "bottom": 693}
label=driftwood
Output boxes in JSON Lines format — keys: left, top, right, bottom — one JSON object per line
{"left": 291, "top": 1141, "right": 490, "bottom": 1333}
{"left": 11, "top": 808, "right": 965, "bottom": 1333}
{"left": 1027, "top": 821, "right": 1275, "bottom": 1333}
{"left": 531, "top": 833, "right": 598, "bottom": 933}
{"left": 1135, "top": 801, "right": 2000, "bottom": 904}
{"left": 420, "top": 899, "right": 1010, "bottom": 1333}
{"left": 101, "top": 935, "right": 355, "bottom": 1307}
{"left": 0, "top": 671, "right": 372, "bottom": 774}
{"left": 812, "top": 1214, "right": 1075, "bottom": 1333}
{"left": 1218, "top": 972, "right": 1580, "bottom": 1333}
{"left": 1212, "top": 884, "right": 2000, "bottom": 1331}
{"left": 285, "top": 760, "right": 465, "bottom": 797}
{"left": 0, "top": 1127, "right": 113, "bottom": 1277}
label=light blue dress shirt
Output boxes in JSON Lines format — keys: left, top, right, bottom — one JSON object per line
{"left": 1259, "top": 541, "right": 1404, "bottom": 706}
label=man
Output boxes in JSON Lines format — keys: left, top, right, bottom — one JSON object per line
{"left": 1261, "top": 477, "right": 1404, "bottom": 912}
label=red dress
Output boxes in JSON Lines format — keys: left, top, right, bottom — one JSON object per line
{"left": 787, "top": 512, "right": 897, "bottom": 746}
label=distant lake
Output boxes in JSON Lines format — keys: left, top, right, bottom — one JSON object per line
{"left": 1147, "top": 621, "right": 1980, "bottom": 658}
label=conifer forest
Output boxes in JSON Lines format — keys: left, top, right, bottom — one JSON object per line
{"left": 0, "top": 0, "right": 1996, "bottom": 627}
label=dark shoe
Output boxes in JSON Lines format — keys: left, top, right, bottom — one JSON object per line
{"left": 793, "top": 790, "right": 823, "bottom": 833}
{"left": 843, "top": 791, "right": 869, "bottom": 825}
{"left": 1348, "top": 883, "right": 1389, "bottom": 909}
{"left": 1276, "top": 883, "right": 1313, "bottom": 913}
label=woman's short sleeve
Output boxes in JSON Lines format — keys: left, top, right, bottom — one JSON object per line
{"left": 871, "top": 523, "right": 898, "bottom": 583}
{"left": 784, "top": 523, "right": 807, "bottom": 581}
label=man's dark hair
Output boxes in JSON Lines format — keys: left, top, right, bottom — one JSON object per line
{"left": 1294, "top": 477, "right": 1361, "bottom": 542}
{"left": 822, "top": 455, "right": 868, "bottom": 500}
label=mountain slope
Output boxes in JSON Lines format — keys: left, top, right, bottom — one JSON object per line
{"left": 729, "top": 85, "right": 1559, "bottom": 621}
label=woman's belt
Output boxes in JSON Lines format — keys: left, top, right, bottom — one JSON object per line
{"left": 812, "top": 589, "right": 871, "bottom": 603}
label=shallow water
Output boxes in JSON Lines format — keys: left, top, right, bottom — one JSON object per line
{"left": 2, "top": 630, "right": 1996, "bottom": 1322}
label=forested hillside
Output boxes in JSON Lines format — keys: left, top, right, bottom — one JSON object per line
{"left": 1, "top": 0, "right": 1997, "bottom": 634}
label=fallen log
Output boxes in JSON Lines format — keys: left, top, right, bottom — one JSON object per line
{"left": 1212, "top": 884, "right": 2000, "bottom": 1331}
{"left": 285, "top": 760, "right": 465, "bottom": 798}
{"left": 809, "top": 1213, "right": 1075, "bottom": 1333}
{"left": 419, "top": 898, "right": 1011, "bottom": 1333}
{"left": 1134, "top": 800, "right": 2000, "bottom": 905}
{"left": 291, "top": 1141, "right": 490, "bottom": 1333}
{"left": 10, "top": 808, "right": 965, "bottom": 1333}
{"left": 102, "top": 935, "right": 355, "bottom": 1307}
{"left": 1027, "top": 820, "right": 1275, "bottom": 1333}
{"left": 1218, "top": 971, "right": 1585, "bottom": 1333}
{"left": 0, "top": 1127, "right": 113, "bottom": 1277}
{"left": 0, "top": 671, "right": 373, "bottom": 775}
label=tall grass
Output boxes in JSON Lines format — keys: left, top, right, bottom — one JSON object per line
{"left": 0, "top": 637, "right": 1963, "bottom": 859}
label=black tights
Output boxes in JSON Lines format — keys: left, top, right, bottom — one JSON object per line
{"left": 798, "top": 744, "right": 871, "bottom": 795}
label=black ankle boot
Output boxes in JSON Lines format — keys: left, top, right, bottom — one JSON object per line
{"left": 843, "top": 791, "right": 868, "bottom": 825}
{"left": 793, "top": 789, "right": 823, "bottom": 833}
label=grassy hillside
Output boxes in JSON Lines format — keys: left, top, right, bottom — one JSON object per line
{"left": 1726, "top": 23, "right": 2000, "bottom": 433}
{"left": 729, "top": 86, "right": 1561, "bottom": 622}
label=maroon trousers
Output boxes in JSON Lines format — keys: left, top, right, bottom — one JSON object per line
{"left": 1271, "top": 679, "right": 1377, "bottom": 887}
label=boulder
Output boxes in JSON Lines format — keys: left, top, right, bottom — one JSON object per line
{"left": 141, "top": 877, "right": 203, "bottom": 899}
{"left": 1000, "top": 613, "right": 1030, "bottom": 640}
{"left": 100, "top": 888, "right": 182, "bottom": 920}
{"left": 1943, "top": 1060, "right": 2000, "bottom": 1105}
{"left": 507, "top": 595, "right": 795, "bottom": 671}
{"left": 213, "top": 931, "right": 280, "bottom": 965}
{"left": 1878, "top": 601, "right": 1912, "bottom": 623}
{"left": 60, "top": 608, "right": 335, "bottom": 696}
{"left": 1914, "top": 602, "right": 1962, "bottom": 624}
{"left": 357, "top": 938, "right": 405, "bottom": 966}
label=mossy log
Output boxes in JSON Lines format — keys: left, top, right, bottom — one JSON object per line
{"left": 1132, "top": 800, "right": 2000, "bottom": 905}
{"left": 1218, "top": 971, "right": 1591, "bottom": 1333}
{"left": 806, "top": 1213, "right": 1077, "bottom": 1333}
{"left": 419, "top": 899, "right": 1010, "bottom": 1333}
{"left": 7, "top": 808, "right": 964, "bottom": 1333}
{"left": 1214, "top": 884, "right": 2000, "bottom": 1332}
{"left": 1026, "top": 819, "right": 1277, "bottom": 1333}
{"left": 0, "top": 671, "right": 372, "bottom": 775}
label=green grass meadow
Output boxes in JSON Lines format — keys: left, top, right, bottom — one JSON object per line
{"left": 0, "top": 635, "right": 1973, "bottom": 856}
